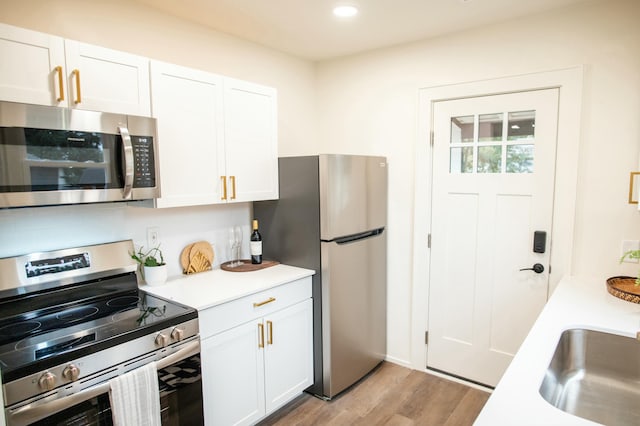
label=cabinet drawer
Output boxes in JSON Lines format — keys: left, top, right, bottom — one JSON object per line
{"left": 199, "top": 277, "right": 311, "bottom": 339}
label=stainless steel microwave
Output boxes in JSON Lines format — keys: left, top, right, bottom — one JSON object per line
{"left": 0, "top": 101, "right": 159, "bottom": 208}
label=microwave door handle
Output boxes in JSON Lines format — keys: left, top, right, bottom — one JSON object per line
{"left": 8, "top": 340, "right": 200, "bottom": 426}
{"left": 119, "top": 126, "right": 134, "bottom": 199}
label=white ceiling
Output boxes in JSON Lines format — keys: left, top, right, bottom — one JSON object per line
{"left": 133, "top": 0, "right": 592, "bottom": 61}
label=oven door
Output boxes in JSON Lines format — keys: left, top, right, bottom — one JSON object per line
{"left": 6, "top": 341, "right": 203, "bottom": 426}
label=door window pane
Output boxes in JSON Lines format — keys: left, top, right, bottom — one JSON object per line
{"left": 450, "top": 147, "right": 474, "bottom": 173}
{"left": 477, "top": 146, "right": 502, "bottom": 173}
{"left": 478, "top": 113, "right": 503, "bottom": 142}
{"left": 506, "top": 144, "right": 534, "bottom": 173}
{"left": 451, "top": 116, "right": 474, "bottom": 143}
{"left": 507, "top": 110, "right": 535, "bottom": 141}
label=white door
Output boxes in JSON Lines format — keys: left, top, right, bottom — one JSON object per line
{"left": 427, "top": 89, "right": 559, "bottom": 387}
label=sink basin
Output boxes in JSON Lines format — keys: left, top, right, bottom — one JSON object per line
{"left": 539, "top": 328, "right": 640, "bottom": 425}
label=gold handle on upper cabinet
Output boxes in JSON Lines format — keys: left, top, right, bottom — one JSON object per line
{"left": 230, "top": 176, "right": 236, "bottom": 200}
{"left": 258, "top": 323, "right": 264, "bottom": 348}
{"left": 221, "top": 176, "right": 227, "bottom": 200}
{"left": 266, "top": 320, "right": 273, "bottom": 345}
{"left": 72, "top": 69, "right": 81, "bottom": 104}
{"left": 55, "top": 66, "right": 65, "bottom": 102}
{"left": 253, "top": 297, "right": 276, "bottom": 308}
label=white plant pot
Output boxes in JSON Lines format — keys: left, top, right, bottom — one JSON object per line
{"left": 144, "top": 265, "right": 167, "bottom": 286}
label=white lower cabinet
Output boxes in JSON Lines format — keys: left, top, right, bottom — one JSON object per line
{"left": 200, "top": 279, "right": 313, "bottom": 425}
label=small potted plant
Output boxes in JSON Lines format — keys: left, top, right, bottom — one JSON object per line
{"left": 130, "top": 245, "right": 167, "bottom": 286}
{"left": 620, "top": 249, "right": 640, "bottom": 286}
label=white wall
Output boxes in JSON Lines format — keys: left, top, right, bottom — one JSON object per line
{"left": 0, "top": 0, "right": 318, "bottom": 276}
{"left": 316, "top": 0, "right": 640, "bottom": 366}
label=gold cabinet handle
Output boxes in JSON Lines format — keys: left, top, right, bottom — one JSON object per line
{"left": 253, "top": 297, "right": 276, "bottom": 308}
{"left": 221, "top": 176, "right": 227, "bottom": 200}
{"left": 258, "top": 323, "right": 264, "bottom": 348}
{"left": 267, "top": 320, "right": 273, "bottom": 345}
{"left": 230, "top": 175, "right": 236, "bottom": 200}
{"left": 72, "top": 69, "right": 81, "bottom": 104}
{"left": 55, "top": 66, "right": 65, "bottom": 102}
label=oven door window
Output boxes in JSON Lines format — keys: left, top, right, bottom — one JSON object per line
{"left": 159, "top": 355, "right": 204, "bottom": 426}
{"left": 0, "top": 127, "right": 124, "bottom": 193}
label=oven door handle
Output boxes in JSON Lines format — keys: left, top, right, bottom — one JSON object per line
{"left": 8, "top": 340, "right": 200, "bottom": 426}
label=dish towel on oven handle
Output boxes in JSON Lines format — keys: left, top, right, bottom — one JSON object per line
{"left": 109, "top": 361, "right": 161, "bottom": 426}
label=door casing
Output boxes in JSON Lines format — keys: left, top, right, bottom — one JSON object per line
{"left": 410, "top": 67, "right": 584, "bottom": 371}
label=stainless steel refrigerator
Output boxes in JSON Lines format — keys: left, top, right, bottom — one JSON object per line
{"left": 253, "top": 154, "right": 387, "bottom": 399}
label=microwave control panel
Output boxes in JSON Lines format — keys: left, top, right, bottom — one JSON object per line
{"left": 131, "top": 136, "right": 156, "bottom": 188}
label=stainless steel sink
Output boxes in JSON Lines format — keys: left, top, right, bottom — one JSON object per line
{"left": 539, "top": 328, "right": 640, "bottom": 425}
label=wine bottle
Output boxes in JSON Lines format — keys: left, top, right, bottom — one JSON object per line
{"left": 250, "top": 219, "right": 263, "bottom": 264}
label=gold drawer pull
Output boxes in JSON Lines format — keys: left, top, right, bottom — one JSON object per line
{"left": 55, "top": 66, "right": 65, "bottom": 102}
{"left": 221, "top": 176, "right": 227, "bottom": 200}
{"left": 258, "top": 323, "right": 264, "bottom": 348}
{"left": 72, "top": 69, "right": 81, "bottom": 104}
{"left": 253, "top": 297, "right": 276, "bottom": 308}
{"left": 267, "top": 320, "right": 273, "bottom": 345}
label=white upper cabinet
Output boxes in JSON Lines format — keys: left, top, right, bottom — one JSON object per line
{"left": 151, "top": 62, "right": 279, "bottom": 208}
{"left": 0, "top": 23, "right": 150, "bottom": 116}
{"left": 150, "top": 61, "right": 225, "bottom": 208}
{"left": 223, "top": 78, "right": 279, "bottom": 203}
{"left": 64, "top": 40, "right": 150, "bottom": 116}
{"left": 0, "top": 23, "right": 66, "bottom": 106}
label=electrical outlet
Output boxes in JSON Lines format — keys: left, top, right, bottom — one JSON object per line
{"left": 621, "top": 240, "right": 640, "bottom": 263}
{"left": 147, "top": 227, "right": 160, "bottom": 248}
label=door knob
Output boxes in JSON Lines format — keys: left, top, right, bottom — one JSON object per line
{"left": 519, "top": 263, "right": 544, "bottom": 274}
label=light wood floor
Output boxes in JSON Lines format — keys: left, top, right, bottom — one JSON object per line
{"left": 258, "top": 362, "right": 490, "bottom": 426}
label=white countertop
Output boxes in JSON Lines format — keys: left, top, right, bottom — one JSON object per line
{"left": 475, "top": 275, "right": 640, "bottom": 425}
{"left": 140, "top": 264, "right": 315, "bottom": 311}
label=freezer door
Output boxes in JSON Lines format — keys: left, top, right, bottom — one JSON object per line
{"left": 321, "top": 230, "right": 387, "bottom": 398}
{"left": 319, "top": 155, "right": 387, "bottom": 241}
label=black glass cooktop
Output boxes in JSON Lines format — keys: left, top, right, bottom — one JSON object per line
{"left": 0, "top": 271, "right": 196, "bottom": 382}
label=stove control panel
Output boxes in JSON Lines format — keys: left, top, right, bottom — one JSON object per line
{"left": 4, "top": 318, "right": 199, "bottom": 408}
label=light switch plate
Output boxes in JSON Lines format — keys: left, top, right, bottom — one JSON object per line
{"left": 621, "top": 240, "right": 640, "bottom": 263}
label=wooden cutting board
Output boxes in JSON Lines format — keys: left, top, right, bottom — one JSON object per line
{"left": 181, "top": 241, "right": 214, "bottom": 274}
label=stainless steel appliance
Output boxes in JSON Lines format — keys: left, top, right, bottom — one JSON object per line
{"left": 0, "top": 240, "right": 202, "bottom": 425}
{"left": 254, "top": 154, "right": 387, "bottom": 399}
{"left": 0, "top": 101, "right": 159, "bottom": 209}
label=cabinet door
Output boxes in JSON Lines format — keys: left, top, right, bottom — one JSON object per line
{"left": 0, "top": 23, "right": 66, "bottom": 106}
{"left": 64, "top": 40, "right": 150, "bottom": 116}
{"left": 264, "top": 298, "right": 314, "bottom": 414}
{"left": 201, "top": 320, "right": 265, "bottom": 426}
{"left": 150, "top": 61, "right": 224, "bottom": 208}
{"left": 223, "top": 78, "right": 279, "bottom": 202}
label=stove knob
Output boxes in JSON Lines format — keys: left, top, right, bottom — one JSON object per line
{"left": 63, "top": 364, "right": 80, "bottom": 382}
{"left": 155, "top": 332, "right": 168, "bottom": 347}
{"left": 171, "top": 327, "right": 184, "bottom": 342}
{"left": 38, "top": 372, "right": 56, "bottom": 391}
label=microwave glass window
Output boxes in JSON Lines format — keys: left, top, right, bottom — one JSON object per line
{"left": 0, "top": 127, "right": 125, "bottom": 192}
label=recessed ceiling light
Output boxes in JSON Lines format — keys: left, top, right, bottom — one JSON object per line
{"left": 333, "top": 5, "right": 359, "bottom": 18}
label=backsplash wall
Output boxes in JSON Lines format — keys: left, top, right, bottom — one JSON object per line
{"left": 0, "top": 202, "right": 251, "bottom": 278}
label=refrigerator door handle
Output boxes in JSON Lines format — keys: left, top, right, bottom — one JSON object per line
{"left": 328, "top": 227, "right": 385, "bottom": 245}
